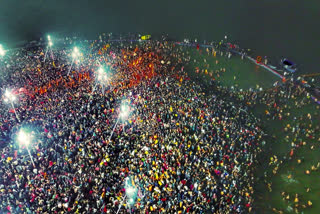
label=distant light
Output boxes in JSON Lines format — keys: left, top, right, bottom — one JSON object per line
{"left": 0, "top": 44, "right": 5, "bottom": 56}
{"left": 47, "top": 35, "right": 51, "bottom": 41}
{"left": 48, "top": 41, "right": 53, "bottom": 47}
{"left": 74, "top": 47, "right": 79, "bottom": 53}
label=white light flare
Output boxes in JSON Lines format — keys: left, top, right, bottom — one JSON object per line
{"left": 120, "top": 103, "right": 129, "bottom": 120}
{"left": 0, "top": 44, "right": 5, "bottom": 56}
{"left": 126, "top": 187, "right": 135, "bottom": 198}
{"left": 97, "top": 67, "right": 108, "bottom": 82}
{"left": 17, "top": 129, "right": 32, "bottom": 147}
{"left": 4, "top": 89, "right": 16, "bottom": 102}
{"left": 72, "top": 47, "right": 81, "bottom": 59}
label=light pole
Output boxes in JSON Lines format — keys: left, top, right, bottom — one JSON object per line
{"left": 44, "top": 35, "right": 54, "bottom": 62}
{"left": 116, "top": 177, "right": 137, "bottom": 214}
{"left": 49, "top": 41, "right": 54, "bottom": 61}
{"left": 17, "top": 129, "right": 35, "bottom": 167}
{"left": 109, "top": 102, "right": 129, "bottom": 141}
{"left": 94, "top": 66, "right": 108, "bottom": 94}
{"left": 68, "top": 47, "right": 80, "bottom": 75}
{"left": 115, "top": 195, "right": 127, "bottom": 214}
{"left": 109, "top": 117, "right": 120, "bottom": 141}
{"left": 4, "top": 89, "right": 20, "bottom": 122}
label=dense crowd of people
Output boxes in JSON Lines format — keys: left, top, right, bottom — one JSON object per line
{"left": 0, "top": 37, "right": 316, "bottom": 213}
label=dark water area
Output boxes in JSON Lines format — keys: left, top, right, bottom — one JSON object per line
{"left": 0, "top": 0, "right": 319, "bottom": 75}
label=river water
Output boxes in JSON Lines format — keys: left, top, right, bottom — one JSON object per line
{"left": 0, "top": 0, "right": 319, "bottom": 75}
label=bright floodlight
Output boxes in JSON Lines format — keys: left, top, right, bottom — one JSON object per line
{"left": 47, "top": 35, "right": 51, "bottom": 41}
{"left": 48, "top": 41, "right": 53, "bottom": 47}
{"left": 120, "top": 103, "right": 129, "bottom": 119}
{"left": 17, "top": 129, "right": 35, "bottom": 166}
{"left": 0, "top": 44, "right": 5, "bottom": 56}
{"left": 126, "top": 186, "right": 135, "bottom": 198}
{"left": 17, "top": 129, "right": 32, "bottom": 146}
{"left": 97, "top": 67, "right": 108, "bottom": 82}
{"left": 4, "top": 89, "right": 16, "bottom": 102}
{"left": 72, "top": 47, "right": 80, "bottom": 59}
{"left": 98, "top": 67, "right": 104, "bottom": 74}
{"left": 98, "top": 67, "right": 104, "bottom": 77}
{"left": 72, "top": 52, "right": 77, "bottom": 58}
{"left": 4, "top": 90, "right": 11, "bottom": 99}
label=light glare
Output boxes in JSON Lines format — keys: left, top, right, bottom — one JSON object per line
{"left": 98, "top": 67, "right": 104, "bottom": 74}
{"left": 120, "top": 104, "right": 129, "bottom": 119}
{"left": 72, "top": 47, "right": 80, "bottom": 59}
{"left": 18, "top": 129, "right": 32, "bottom": 146}
{"left": 126, "top": 187, "right": 135, "bottom": 197}
{"left": 5, "top": 90, "right": 11, "bottom": 98}
{"left": 4, "top": 89, "right": 16, "bottom": 102}
{"left": 0, "top": 44, "right": 5, "bottom": 56}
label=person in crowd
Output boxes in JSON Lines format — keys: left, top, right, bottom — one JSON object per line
{"left": 0, "top": 37, "right": 317, "bottom": 214}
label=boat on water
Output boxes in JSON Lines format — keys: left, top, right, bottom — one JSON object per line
{"left": 281, "top": 58, "right": 297, "bottom": 73}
